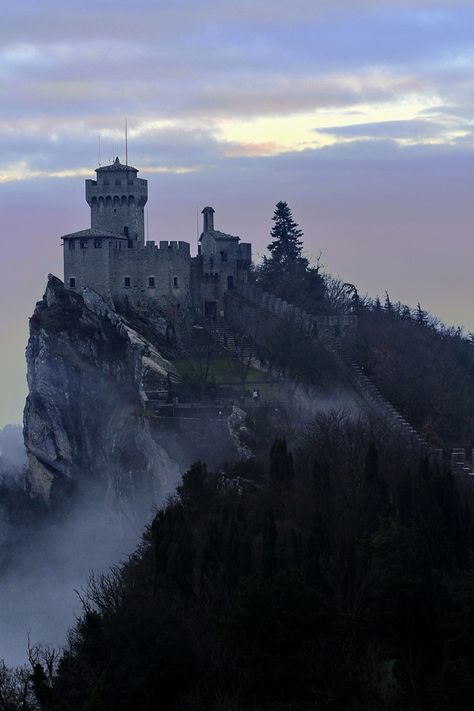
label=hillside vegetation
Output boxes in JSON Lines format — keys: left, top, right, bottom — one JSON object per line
{"left": 348, "top": 298, "right": 474, "bottom": 451}
{"left": 8, "top": 412, "right": 474, "bottom": 711}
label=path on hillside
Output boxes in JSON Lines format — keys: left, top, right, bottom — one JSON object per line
{"left": 222, "top": 286, "right": 443, "bottom": 464}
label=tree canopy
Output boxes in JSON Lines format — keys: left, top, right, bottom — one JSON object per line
{"left": 256, "top": 200, "right": 325, "bottom": 312}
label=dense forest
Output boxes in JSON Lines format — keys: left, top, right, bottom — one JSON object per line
{"left": 3, "top": 411, "right": 474, "bottom": 710}
{"left": 349, "top": 298, "right": 474, "bottom": 451}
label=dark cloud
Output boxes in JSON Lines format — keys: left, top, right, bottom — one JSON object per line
{"left": 317, "top": 119, "right": 455, "bottom": 139}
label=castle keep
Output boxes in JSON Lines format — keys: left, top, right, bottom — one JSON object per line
{"left": 62, "top": 158, "right": 252, "bottom": 316}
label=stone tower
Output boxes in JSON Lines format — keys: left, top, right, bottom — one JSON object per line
{"left": 85, "top": 157, "right": 148, "bottom": 243}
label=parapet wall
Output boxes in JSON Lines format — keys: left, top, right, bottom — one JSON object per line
{"left": 110, "top": 241, "right": 191, "bottom": 304}
{"left": 237, "top": 282, "right": 358, "bottom": 336}
{"left": 145, "top": 240, "right": 191, "bottom": 255}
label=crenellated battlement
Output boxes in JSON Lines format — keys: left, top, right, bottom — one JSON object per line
{"left": 63, "top": 160, "right": 252, "bottom": 312}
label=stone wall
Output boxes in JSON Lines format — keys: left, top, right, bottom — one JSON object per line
{"left": 64, "top": 236, "right": 116, "bottom": 300}
{"left": 236, "top": 282, "right": 358, "bottom": 336}
{"left": 86, "top": 174, "right": 148, "bottom": 242}
{"left": 110, "top": 240, "right": 191, "bottom": 306}
{"left": 65, "top": 238, "right": 192, "bottom": 307}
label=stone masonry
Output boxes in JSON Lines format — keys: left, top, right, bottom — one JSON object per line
{"left": 62, "top": 158, "right": 252, "bottom": 316}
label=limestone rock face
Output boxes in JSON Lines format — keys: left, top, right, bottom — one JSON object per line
{"left": 23, "top": 275, "right": 180, "bottom": 514}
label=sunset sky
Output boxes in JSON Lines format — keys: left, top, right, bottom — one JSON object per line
{"left": 1, "top": 0, "right": 474, "bottom": 426}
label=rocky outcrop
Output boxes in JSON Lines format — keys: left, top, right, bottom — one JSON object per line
{"left": 24, "top": 275, "right": 180, "bottom": 515}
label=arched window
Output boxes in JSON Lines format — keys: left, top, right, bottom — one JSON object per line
{"left": 121, "top": 195, "right": 127, "bottom": 205}
{"left": 113, "top": 195, "right": 120, "bottom": 205}
{"left": 128, "top": 195, "right": 135, "bottom": 206}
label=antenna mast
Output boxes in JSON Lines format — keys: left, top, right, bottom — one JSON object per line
{"left": 125, "top": 118, "right": 128, "bottom": 167}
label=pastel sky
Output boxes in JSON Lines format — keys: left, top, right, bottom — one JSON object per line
{"left": 1, "top": 0, "right": 474, "bottom": 426}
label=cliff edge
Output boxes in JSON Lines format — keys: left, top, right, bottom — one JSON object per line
{"left": 23, "top": 275, "right": 180, "bottom": 514}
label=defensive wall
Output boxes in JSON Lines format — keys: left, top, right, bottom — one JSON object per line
{"left": 225, "top": 284, "right": 447, "bottom": 464}
{"left": 64, "top": 236, "right": 191, "bottom": 304}
{"left": 225, "top": 282, "right": 357, "bottom": 341}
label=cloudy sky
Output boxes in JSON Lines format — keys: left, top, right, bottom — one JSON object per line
{"left": 1, "top": 0, "right": 474, "bottom": 426}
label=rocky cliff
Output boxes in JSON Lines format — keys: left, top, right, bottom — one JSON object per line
{"left": 23, "top": 275, "right": 180, "bottom": 515}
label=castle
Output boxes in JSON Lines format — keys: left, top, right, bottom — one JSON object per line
{"left": 62, "top": 158, "right": 252, "bottom": 318}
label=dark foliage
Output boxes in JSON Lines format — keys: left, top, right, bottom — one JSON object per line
{"left": 25, "top": 413, "right": 474, "bottom": 711}
{"left": 256, "top": 201, "right": 325, "bottom": 313}
{"left": 348, "top": 297, "right": 474, "bottom": 449}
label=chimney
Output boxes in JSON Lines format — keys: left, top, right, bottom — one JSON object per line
{"left": 202, "top": 206, "right": 215, "bottom": 232}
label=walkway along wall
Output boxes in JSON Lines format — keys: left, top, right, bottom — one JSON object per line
{"left": 225, "top": 285, "right": 444, "bottom": 465}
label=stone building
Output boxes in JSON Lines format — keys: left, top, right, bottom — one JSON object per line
{"left": 62, "top": 158, "right": 251, "bottom": 317}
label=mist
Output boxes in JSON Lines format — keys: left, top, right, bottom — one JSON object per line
{"left": 0, "top": 425, "right": 26, "bottom": 477}
{"left": 0, "top": 478, "right": 164, "bottom": 668}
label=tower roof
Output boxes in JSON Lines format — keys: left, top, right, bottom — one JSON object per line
{"left": 96, "top": 157, "right": 138, "bottom": 173}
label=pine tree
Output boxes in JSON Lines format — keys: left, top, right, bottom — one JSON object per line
{"left": 256, "top": 200, "right": 326, "bottom": 311}
{"left": 384, "top": 292, "right": 393, "bottom": 315}
{"left": 266, "top": 201, "right": 304, "bottom": 267}
{"left": 416, "top": 302, "right": 427, "bottom": 326}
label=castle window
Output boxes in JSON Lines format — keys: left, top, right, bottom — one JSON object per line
{"left": 173, "top": 276, "right": 178, "bottom": 288}
{"left": 124, "top": 226, "right": 129, "bottom": 237}
{"left": 69, "top": 277, "right": 76, "bottom": 288}
{"left": 69, "top": 240, "right": 75, "bottom": 250}
{"left": 80, "top": 240, "right": 87, "bottom": 249}
{"left": 94, "top": 239, "right": 102, "bottom": 248}
{"left": 220, "top": 251, "right": 228, "bottom": 262}
{"left": 124, "top": 277, "right": 131, "bottom": 288}
{"left": 148, "top": 276, "right": 156, "bottom": 288}
{"left": 128, "top": 240, "right": 133, "bottom": 249}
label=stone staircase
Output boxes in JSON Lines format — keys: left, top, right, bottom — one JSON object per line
{"left": 324, "top": 335, "right": 442, "bottom": 461}
{"left": 210, "top": 324, "right": 255, "bottom": 360}
{"left": 229, "top": 285, "right": 444, "bottom": 463}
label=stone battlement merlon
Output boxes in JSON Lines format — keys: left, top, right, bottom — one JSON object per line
{"left": 144, "top": 240, "right": 190, "bottom": 255}
{"left": 159, "top": 241, "right": 190, "bottom": 254}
